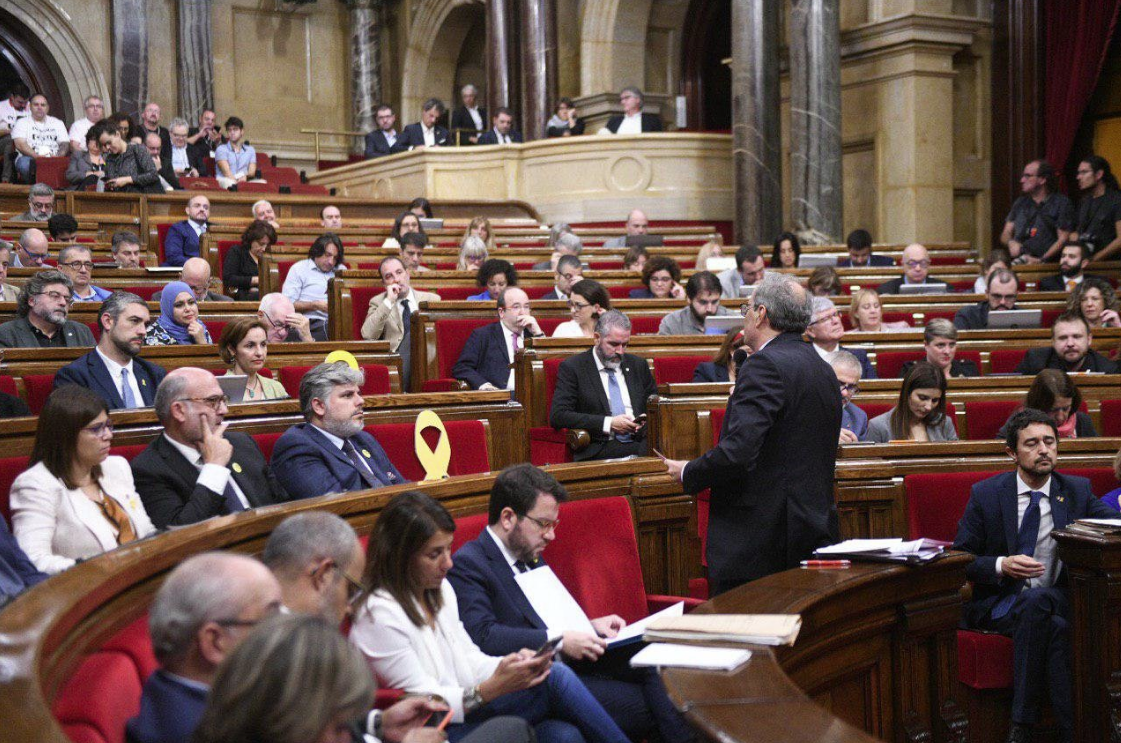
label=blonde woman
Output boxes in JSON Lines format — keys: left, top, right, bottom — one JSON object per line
{"left": 457, "top": 235, "right": 489, "bottom": 271}
{"left": 849, "top": 289, "right": 910, "bottom": 332}
{"left": 463, "top": 216, "right": 498, "bottom": 253}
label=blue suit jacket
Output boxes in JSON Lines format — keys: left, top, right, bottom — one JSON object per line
{"left": 53, "top": 351, "right": 166, "bottom": 409}
{"left": 837, "top": 254, "right": 896, "bottom": 267}
{"left": 952, "top": 470, "right": 1117, "bottom": 626}
{"left": 447, "top": 529, "right": 550, "bottom": 656}
{"left": 163, "top": 220, "right": 202, "bottom": 267}
{"left": 477, "top": 129, "right": 525, "bottom": 145}
{"left": 452, "top": 322, "right": 517, "bottom": 390}
{"left": 693, "top": 361, "right": 730, "bottom": 383}
{"left": 126, "top": 670, "right": 208, "bottom": 743}
{"left": 269, "top": 423, "right": 406, "bottom": 500}
{"left": 0, "top": 517, "right": 46, "bottom": 605}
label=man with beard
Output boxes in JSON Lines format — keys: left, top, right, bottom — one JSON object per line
{"left": 1016, "top": 312, "right": 1118, "bottom": 375}
{"left": 549, "top": 310, "right": 657, "bottom": 461}
{"left": 953, "top": 409, "right": 1117, "bottom": 743}
{"left": 657, "top": 271, "right": 734, "bottom": 335}
{"left": 1038, "top": 242, "right": 1096, "bottom": 292}
{"left": 53, "top": 291, "right": 166, "bottom": 408}
{"left": 0, "top": 270, "right": 94, "bottom": 347}
{"left": 270, "top": 362, "right": 406, "bottom": 499}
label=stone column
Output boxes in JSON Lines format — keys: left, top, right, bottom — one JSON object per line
{"left": 519, "top": 0, "right": 557, "bottom": 141}
{"left": 731, "top": 0, "right": 782, "bottom": 246}
{"left": 111, "top": 0, "right": 148, "bottom": 115}
{"left": 176, "top": 0, "right": 215, "bottom": 125}
{"left": 486, "top": 0, "right": 513, "bottom": 114}
{"left": 346, "top": 0, "right": 383, "bottom": 144}
{"left": 789, "top": 0, "right": 842, "bottom": 241}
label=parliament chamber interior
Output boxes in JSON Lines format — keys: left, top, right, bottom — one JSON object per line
{"left": 3, "top": 1, "right": 1121, "bottom": 742}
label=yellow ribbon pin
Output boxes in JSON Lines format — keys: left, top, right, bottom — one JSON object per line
{"left": 414, "top": 410, "right": 451, "bottom": 482}
{"left": 232, "top": 463, "right": 242, "bottom": 473}
{"left": 362, "top": 449, "right": 371, "bottom": 458}
{"left": 325, "top": 350, "right": 359, "bottom": 370}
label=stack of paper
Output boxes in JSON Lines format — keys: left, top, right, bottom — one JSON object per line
{"left": 1076, "top": 518, "right": 1121, "bottom": 532}
{"left": 630, "top": 643, "right": 752, "bottom": 671}
{"left": 815, "top": 537, "right": 945, "bottom": 564}
{"left": 643, "top": 614, "right": 801, "bottom": 646}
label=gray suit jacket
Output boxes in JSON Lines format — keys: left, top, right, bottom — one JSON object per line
{"left": 360, "top": 289, "right": 442, "bottom": 347}
{"left": 0, "top": 317, "right": 95, "bottom": 348}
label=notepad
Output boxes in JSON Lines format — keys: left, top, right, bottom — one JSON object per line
{"left": 644, "top": 614, "right": 801, "bottom": 646}
{"left": 630, "top": 642, "right": 751, "bottom": 671}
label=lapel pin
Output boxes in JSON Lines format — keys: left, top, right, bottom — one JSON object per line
{"left": 232, "top": 462, "right": 243, "bottom": 473}
{"left": 362, "top": 449, "right": 371, "bottom": 458}
{"left": 387, "top": 472, "right": 397, "bottom": 481}
{"left": 1056, "top": 494, "right": 1064, "bottom": 503}
{"left": 140, "top": 379, "right": 147, "bottom": 386}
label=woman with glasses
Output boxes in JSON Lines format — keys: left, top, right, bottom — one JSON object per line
{"left": 218, "top": 317, "right": 288, "bottom": 400}
{"left": 382, "top": 211, "right": 425, "bottom": 250}
{"left": 350, "top": 491, "right": 630, "bottom": 743}
{"left": 999, "top": 369, "right": 1096, "bottom": 440}
{"left": 9, "top": 386, "right": 154, "bottom": 574}
{"left": 223, "top": 220, "right": 276, "bottom": 302}
{"left": 146, "top": 280, "right": 212, "bottom": 345}
{"left": 457, "top": 236, "right": 489, "bottom": 272}
{"left": 693, "top": 327, "right": 747, "bottom": 383}
{"left": 866, "top": 361, "right": 958, "bottom": 443}
{"left": 629, "top": 256, "right": 684, "bottom": 299}
{"left": 89, "top": 121, "right": 163, "bottom": 194}
{"left": 552, "top": 279, "right": 610, "bottom": 338}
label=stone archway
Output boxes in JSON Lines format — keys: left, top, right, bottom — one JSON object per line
{"left": 579, "top": 0, "right": 653, "bottom": 96}
{"left": 1, "top": 0, "right": 108, "bottom": 122}
{"left": 399, "top": 0, "right": 485, "bottom": 124}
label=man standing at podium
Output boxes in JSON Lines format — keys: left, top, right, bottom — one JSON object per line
{"left": 953, "top": 408, "right": 1118, "bottom": 743}
{"left": 663, "top": 273, "right": 841, "bottom": 594}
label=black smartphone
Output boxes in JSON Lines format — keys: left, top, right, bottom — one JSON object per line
{"left": 535, "top": 636, "right": 562, "bottom": 657}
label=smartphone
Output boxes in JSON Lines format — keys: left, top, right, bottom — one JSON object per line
{"left": 535, "top": 636, "right": 562, "bottom": 657}
{"left": 635, "top": 414, "right": 648, "bottom": 427}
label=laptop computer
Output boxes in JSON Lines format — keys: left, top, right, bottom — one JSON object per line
{"left": 898, "top": 282, "right": 949, "bottom": 295}
{"left": 418, "top": 218, "right": 444, "bottom": 231}
{"left": 624, "top": 234, "right": 664, "bottom": 248}
{"left": 705, "top": 256, "right": 737, "bottom": 272}
{"left": 737, "top": 284, "right": 758, "bottom": 299}
{"left": 987, "top": 309, "right": 1042, "bottom": 329}
{"left": 217, "top": 374, "right": 249, "bottom": 404}
{"left": 704, "top": 315, "right": 743, "bottom": 335}
{"left": 798, "top": 254, "right": 842, "bottom": 268}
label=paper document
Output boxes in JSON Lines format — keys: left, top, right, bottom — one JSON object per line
{"left": 815, "top": 537, "right": 944, "bottom": 564}
{"left": 514, "top": 566, "right": 596, "bottom": 635}
{"left": 817, "top": 538, "right": 902, "bottom": 554}
{"left": 1078, "top": 518, "right": 1121, "bottom": 527}
{"left": 644, "top": 613, "right": 802, "bottom": 646}
{"left": 630, "top": 643, "right": 751, "bottom": 671}
{"left": 608, "top": 601, "right": 685, "bottom": 647}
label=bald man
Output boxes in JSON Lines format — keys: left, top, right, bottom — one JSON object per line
{"left": 603, "top": 209, "right": 651, "bottom": 248}
{"left": 876, "top": 243, "right": 938, "bottom": 294}
{"left": 152, "top": 258, "right": 232, "bottom": 302}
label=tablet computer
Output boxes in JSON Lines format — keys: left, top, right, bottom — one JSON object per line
{"left": 217, "top": 374, "right": 248, "bottom": 404}
{"left": 987, "top": 309, "right": 1041, "bottom": 329}
{"left": 704, "top": 315, "right": 743, "bottom": 335}
{"left": 898, "top": 282, "right": 949, "bottom": 295}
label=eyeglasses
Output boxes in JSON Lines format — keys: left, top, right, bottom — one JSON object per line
{"left": 740, "top": 303, "right": 755, "bottom": 317}
{"left": 567, "top": 301, "right": 591, "bottom": 311}
{"left": 22, "top": 249, "right": 49, "bottom": 262}
{"left": 60, "top": 261, "right": 95, "bottom": 271}
{"left": 905, "top": 260, "right": 931, "bottom": 269}
{"left": 811, "top": 311, "right": 840, "bottom": 326}
{"left": 523, "top": 514, "right": 560, "bottom": 533}
{"left": 333, "top": 564, "right": 366, "bottom": 609}
{"left": 82, "top": 420, "right": 115, "bottom": 437}
{"left": 35, "top": 290, "right": 72, "bottom": 302}
{"left": 839, "top": 382, "right": 860, "bottom": 395}
{"left": 177, "top": 394, "right": 230, "bottom": 410}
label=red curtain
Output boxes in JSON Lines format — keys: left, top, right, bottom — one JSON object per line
{"left": 1044, "top": 0, "right": 1121, "bottom": 178}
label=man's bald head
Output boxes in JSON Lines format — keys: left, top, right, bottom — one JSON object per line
{"left": 180, "top": 257, "right": 212, "bottom": 300}
{"left": 902, "top": 243, "right": 930, "bottom": 284}
{"left": 625, "top": 209, "right": 649, "bottom": 236}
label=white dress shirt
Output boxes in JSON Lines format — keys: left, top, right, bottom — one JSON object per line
{"left": 502, "top": 324, "right": 522, "bottom": 390}
{"left": 96, "top": 348, "right": 145, "bottom": 408}
{"left": 383, "top": 129, "right": 398, "bottom": 148}
{"left": 162, "top": 434, "right": 250, "bottom": 510}
{"left": 593, "top": 351, "right": 633, "bottom": 434}
{"left": 188, "top": 219, "right": 206, "bottom": 238}
{"left": 615, "top": 112, "right": 643, "bottom": 135}
{"left": 994, "top": 474, "right": 1058, "bottom": 588}
{"left": 422, "top": 125, "right": 437, "bottom": 147}
{"left": 382, "top": 288, "right": 419, "bottom": 317}
{"left": 467, "top": 107, "right": 483, "bottom": 131}
{"left": 171, "top": 145, "right": 190, "bottom": 172}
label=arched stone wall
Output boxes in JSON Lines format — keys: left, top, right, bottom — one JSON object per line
{"left": 2, "top": 0, "right": 108, "bottom": 121}
{"left": 579, "top": 0, "right": 653, "bottom": 96}
{"left": 399, "top": 0, "right": 484, "bottom": 122}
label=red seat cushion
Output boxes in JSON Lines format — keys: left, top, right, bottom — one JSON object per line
{"left": 630, "top": 316, "right": 662, "bottom": 334}
{"left": 365, "top": 420, "right": 490, "bottom": 482}
{"left": 876, "top": 350, "right": 983, "bottom": 379}
{"left": 109, "top": 444, "right": 149, "bottom": 462}
{"left": 34, "top": 156, "right": 70, "bottom": 189}
{"left": 857, "top": 401, "right": 893, "bottom": 421}
{"left": 99, "top": 614, "right": 159, "bottom": 681}
{"left": 276, "top": 260, "right": 297, "bottom": 286}
{"left": 964, "top": 400, "right": 1020, "bottom": 440}
{"left": 957, "top": 630, "right": 1014, "bottom": 689}
{"left": 252, "top": 432, "right": 283, "bottom": 462}
{"left": 990, "top": 348, "right": 1026, "bottom": 374}
{"left": 451, "top": 512, "right": 489, "bottom": 554}
{"left": 652, "top": 356, "right": 710, "bottom": 384}
{"left": 156, "top": 223, "right": 172, "bottom": 265}
{"left": 278, "top": 365, "right": 391, "bottom": 398}
{"left": 349, "top": 285, "right": 380, "bottom": 340}
{"left": 528, "top": 426, "right": 572, "bottom": 466}
{"left": 25, "top": 374, "right": 55, "bottom": 414}
{"left": 53, "top": 651, "right": 143, "bottom": 743}
{"left": 1102, "top": 399, "right": 1121, "bottom": 436}
{"left": 1064, "top": 467, "right": 1120, "bottom": 497}
{"left": 904, "top": 471, "right": 1001, "bottom": 542}
{"left": 0, "top": 374, "right": 18, "bottom": 398}
{"left": 436, "top": 318, "right": 492, "bottom": 379}
{"left": 0, "top": 455, "right": 29, "bottom": 524}
{"left": 440, "top": 287, "right": 480, "bottom": 300}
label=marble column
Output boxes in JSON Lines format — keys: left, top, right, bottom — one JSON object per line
{"left": 789, "top": 0, "right": 842, "bottom": 240}
{"left": 486, "top": 0, "right": 513, "bottom": 114}
{"left": 731, "top": 0, "right": 782, "bottom": 246}
{"left": 111, "top": 0, "right": 148, "bottom": 115}
{"left": 346, "top": 0, "right": 383, "bottom": 143}
{"left": 176, "top": 0, "right": 215, "bottom": 125}
{"left": 519, "top": 0, "right": 557, "bottom": 140}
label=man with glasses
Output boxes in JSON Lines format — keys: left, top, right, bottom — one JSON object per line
{"left": 57, "top": 245, "right": 111, "bottom": 302}
{"left": 954, "top": 269, "right": 1020, "bottom": 330}
{"left": 360, "top": 256, "right": 441, "bottom": 391}
{"left": 600, "top": 87, "right": 662, "bottom": 135}
{"left": 805, "top": 296, "right": 877, "bottom": 379}
{"left": 168, "top": 117, "right": 205, "bottom": 178}
{"left": 68, "top": 95, "right": 104, "bottom": 152}
{"left": 829, "top": 350, "right": 867, "bottom": 443}
{"left": 270, "top": 362, "right": 405, "bottom": 500}
{"left": 257, "top": 292, "right": 314, "bottom": 343}
{"left": 0, "top": 269, "right": 94, "bottom": 348}
{"left": 876, "top": 243, "right": 937, "bottom": 294}
{"left": 1001, "top": 159, "right": 1074, "bottom": 263}
{"left": 454, "top": 287, "right": 545, "bottom": 391}
{"left": 0, "top": 242, "right": 19, "bottom": 301}
{"left": 54, "top": 291, "right": 166, "bottom": 409}
{"left": 659, "top": 270, "right": 734, "bottom": 335}
{"left": 152, "top": 258, "right": 232, "bottom": 302}
{"left": 449, "top": 463, "right": 695, "bottom": 743}
{"left": 132, "top": 367, "right": 285, "bottom": 528}
{"left": 11, "top": 227, "right": 49, "bottom": 267}
{"left": 127, "top": 552, "right": 283, "bottom": 743}
{"left": 364, "top": 103, "right": 401, "bottom": 157}
{"left": 10, "top": 183, "right": 55, "bottom": 223}
{"left": 717, "top": 244, "right": 766, "bottom": 299}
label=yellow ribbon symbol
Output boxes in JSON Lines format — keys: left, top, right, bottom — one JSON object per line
{"left": 325, "top": 350, "right": 359, "bottom": 370}
{"left": 415, "top": 410, "right": 451, "bottom": 482}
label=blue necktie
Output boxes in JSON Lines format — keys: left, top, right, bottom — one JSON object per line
{"left": 991, "top": 490, "right": 1045, "bottom": 619}
{"left": 222, "top": 478, "right": 246, "bottom": 514}
{"left": 120, "top": 368, "right": 137, "bottom": 409}
{"left": 606, "top": 368, "right": 632, "bottom": 443}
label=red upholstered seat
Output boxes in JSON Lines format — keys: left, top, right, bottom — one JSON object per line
{"left": 1064, "top": 467, "right": 1120, "bottom": 497}
{"left": 277, "top": 260, "right": 297, "bottom": 285}
{"left": 856, "top": 401, "right": 892, "bottom": 421}
{"left": 109, "top": 444, "right": 150, "bottom": 462}
{"left": 0, "top": 456, "right": 29, "bottom": 524}
{"left": 34, "top": 156, "right": 70, "bottom": 189}
{"left": 876, "top": 350, "right": 983, "bottom": 379}
{"left": 1041, "top": 308, "right": 1062, "bottom": 328}
{"left": 53, "top": 650, "right": 144, "bottom": 743}
{"left": 260, "top": 166, "right": 301, "bottom": 186}
{"left": 365, "top": 420, "right": 490, "bottom": 482}
{"left": 652, "top": 356, "right": 710, "bottom": 384}
{"left": 441, "top": 287, "right": 481, "bottom": 300}
{"left": 990, "top": 348, "right": 1026, "bottom": 374}
{"left": 1101, "top": 399, "right": 1121, "bottom": 436}
{"left": 523, "top": 285, "right": 552, "bottom": 299}
{"left": 255, "top": 152, "right": 273, "bottom": 169}
{"left": 435, "top": 318, "right": 492, "bottom": 379}
{"left": 630, "top": 316, "right": 662, "bottom": 334}
{"left": 0, "top": 374, "right": 18, "bottom": 398}
{"left": 957, "top": 630, "right": 1014, "bottom": 689}
{"left": 156, "top": 223, "right": 171, "bottom": 265}
{"left": 24, "top": 374, "right": 55, "bottom": 414}
{"left": 99, "top": 614, "right": 159, "bottom": 681}
{"left": 278, "top": 364, "right": 390, "bottom": 398}
{"left": 178, "top": 176, "right": 221, "bottom": 191}
{"left": 348, "top": 285, "right": 380, "bottom": 339}
{"left": 235, "top": 182, "right": 279, "bottom": 193}
{"left": 252, "top": 432, "right": 283, "bottom": 461}
{"left": 964, "top": 400, "right": 1020, "bottom": 440}
{"left": 608, "top": 285, "right": 644, "bottom": 298}
{"left": 931, "top": 255, "right": 967, "bottom": 265}
{"left": 588, "top": 260, "right": 623, "bottom": 269}
{"left": 527, "top": 427, "right": 572, "bottom": 466}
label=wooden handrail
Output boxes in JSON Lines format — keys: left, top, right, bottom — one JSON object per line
{"left": 299, "top": 127, "right": 368, "bottom": 163}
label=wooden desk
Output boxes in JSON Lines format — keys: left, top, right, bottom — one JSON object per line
{"left": 662, "top": 554, "right": 972, "bottom": 743}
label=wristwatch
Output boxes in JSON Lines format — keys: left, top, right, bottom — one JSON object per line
{"left": 463, "top": 685, "right": 484, "bottom": 714}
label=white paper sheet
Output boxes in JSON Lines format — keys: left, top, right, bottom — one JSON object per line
{"left": 630, "top": 643, "right": 752, "bottom": 671}
{"left": 514, "top": 566, "right": 597, "bottom": 635}
{"left": 816, "top": 538, "right": 902, "bottom": 554}
{"left": 607, "top": 601, "right": 685, "bottom": 647}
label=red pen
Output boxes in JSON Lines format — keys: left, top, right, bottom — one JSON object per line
{"left": 435, "top": 709, "right": 455, "bottom": 731}
{"left": 800, "top": 560, "right": 851, "bottom": 569}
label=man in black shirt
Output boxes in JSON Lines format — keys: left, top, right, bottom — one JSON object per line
{"left": 1071, "top": 154, "right": 1121, "bottom": 261}
{"left": 1000, "top": 160, "right": 1074, "bottom": 263}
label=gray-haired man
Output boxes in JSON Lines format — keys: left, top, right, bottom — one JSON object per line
{"left": 0, "top": 269, "right": 94, "bottom": 348}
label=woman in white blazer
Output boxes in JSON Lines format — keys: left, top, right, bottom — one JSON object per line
{"left": 11, "top": 386, "right": 155, "bottom": 575}
{"left": 349, "top": 492, "right": 630, "bottom": 743}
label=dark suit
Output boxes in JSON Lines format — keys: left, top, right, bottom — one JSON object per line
{"left": 163, "top": 220, "right": 203, "bottom": 267}
{"left": 450, "top": 107, "right": 487, "bottom": 144}
{"left": 0, "top": 317, "right": 95, "bottom": 348}
{"left": 838, "top": 254, "right": 896, "bottom": 267}
{"left": 140, "top": 125, "right": 172, "bottom": 161}
{"left": 540, "top": 289, "right": 564, "bottom": 301}
{"left": 549, "top": 349, "right": 658, "bottom": 461}
{"left": 397, "top": 123, "right": 449, "bottom": 150}
{"left": 221, "top": 244, "right": 260, "bottom": 301}
{"left": 269, "top": 423, "right": 406, "bottom": 500}
{"left": 169, "top": 146, "right": 207, "bottom": 177}
{"left": 604, "top": 113, "right": 662, "bottom": 133}
{"left": 954, "top": 302, "right": 997, "bottom": 331}
{"left": 1038, "top": 274, "right": 1103, "bottom": 292}
{"left": 155, "top": 159, "right": 181, "bottom": 190}
{"left": 452, "top": 322, "right": 519, "bottom": 390}
{"left": 448, "top": 529, "right": 693, "bottom": 742}
{"left": 126, "top": 669, "right": 208, "bottom": 743}
{"left": 901, "top": 358, "right": 980, "bottom": 378}
{"left": 953, "top": 470, "right": 1117, "bottom": 731}
{"left": 876, "top": 276, "right": 942, "bottom": 295}
{"left": 477, "top": 129, "right": 525, "bottom": 145}
{"left": 364, "top": 129, "right": 400, "bottom": 158}
{"left": 131, "top": 432, "right": 284, "bottom": 528}
{"left": 682, "top": 332, "right": 842, "bottom": 594}
{"left": 692, "top": 361, "right": 730, "bottom": 383}
{"left": 0, "top": 391, "right": 29, "bottom": 418}
{"left": 0, "top": 517, "right": 46, "bottom": 607}
{"left": 53, "top": 351, "right": 166, "bottom": 409}
{"left": 1016, "top": 346, "right": 1119, "bottom": 375}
